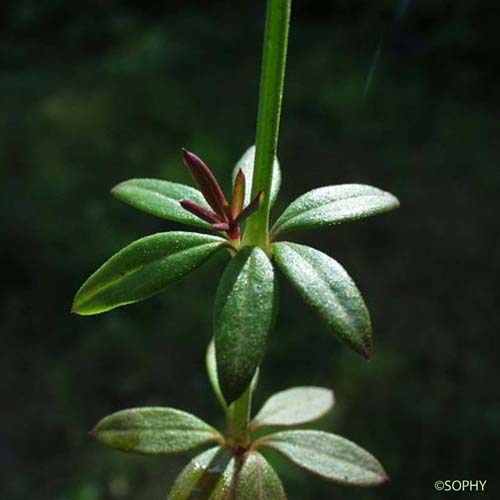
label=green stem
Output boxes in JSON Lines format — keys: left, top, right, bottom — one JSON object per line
{"left": 226, "top": 0, "right": 291, "bottom": 450}
{"left": 227, "top": 384, "right": 252, "bottom": 448}
{"left": 244, "top": 0, "right": 291, "bottom": 247}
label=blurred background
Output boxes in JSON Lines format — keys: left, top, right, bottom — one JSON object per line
{"left": 2, "top": 0, "right": 499, "bottom": 498}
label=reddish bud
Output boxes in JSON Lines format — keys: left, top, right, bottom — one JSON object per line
{"left": 182, "top": 148, "right": 229, "bottom": 220}
{"left": 212, "top": 222, "right": 230, "bottom": 231}
{"left": 231, "top": 169, "right": 246, "bottom": 219}
{"left": 179, "top": 199, "right": 221, "bottom": 225}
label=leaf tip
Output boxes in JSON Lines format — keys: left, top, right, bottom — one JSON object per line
{"left": 361, "top": 344, "right": 372, "bottom": 360}
{"left": 360, "top": 344, "right": 372, "bottom": 361}
{"left": 110, "top": 182, "right": 123, "bottom": 197}
{"left": 181, "top": 147, "right": 198, "bottom": 168}
{"left": 371, "top": 468, "right": 390, "bottom": 486}
{"left": 235, "top": 168, "right": 245, "bottom": 182}
{"left": 357, "top": 331, "right": 373, "bottom": 360}
{"left": 70, "top": 297, "right": 81, "bottom": 315}
{"left": 71, "top": 295, "right": 94, "bottom": 316}
{"left": 388, "top": 195, "right": 400, "bottom": 213}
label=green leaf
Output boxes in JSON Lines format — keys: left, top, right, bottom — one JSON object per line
{"left": 167, "top": 447, "right": 235, "bottom": 499}
{"left": 214, "top": 246, "right": 277, "bottom": 404}
{"left": 250, "top": 367, "right": 260, "bottom": 394}
{"left": 252, "top": 387, "right": 334, "bottom": 430}
{"left": 92, "top": 407, "right": 222, "bottom": 455}
{"left": 258, "top": 430, "right": 388, "bottom": 487}
{"left": 206, "top": 340, "right": 260, "bottom": 412}
{"left": 112, "top": 178, "right": 212, "bottom": 228}
{"left": 168, "top": 449, "right": 286, "bottom": 500}
{"left": 206, "top": 340, "right": 227, "bottom": 410}
{"left": 232, "top": 146, "right": 281, "bottom": 208}
{"left": 234, "top": 452, "right": 287, "bottom": 499}
{"left": 273, "top": 242, "right": 372, "bottom": 358}
{"left": 272, "top": 184, "right": 399, "bottom": 235}
{"left": 72, "top": 232, "right": 226, "bottom": 315}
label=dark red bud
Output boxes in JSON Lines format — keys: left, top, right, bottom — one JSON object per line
{"left": 179, "top": 199, "right": 221, "bottom": 224}
{"left": 231, "top": 169, "right": 246, "bottom": 219}
{"left": 212, "top": 222, "right": 230, "bottom": 231}
{"left": 182, "top": 148, "right": 229, "bottom": 220}
{"left": 226, "top": 223, "right": 241, "bottom": 241}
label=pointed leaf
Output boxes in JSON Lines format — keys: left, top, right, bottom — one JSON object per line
{"left": 206, "top": 340, "right": 227, "bottom": 410}
{"left": 206, "top": 340, "right": 260, "bottom": 412}
{"left": 183, "top": 149, "right": 230, "bottom": 220}
{"left": 214, "top": 247, "right": 277, "bottom": 404}
{"left": 73, "top": 232, "right": 226, "bottom": 315}
{"left": 232, "top": 146, "right": 281, "bottom": 208}
{"left": 179, "top": 199, "right": 221, "bottom": 225}
{"left": 111, "top": 178, "right": 211, "bottom": 228}
{"left": 212, "top": 222, "right": 230, "bottom": 232}
{"left": 231, "top": 169, "right": 246, "bottom": 219}
{"left": 92, "top": 407, "right": 222, "bottom": 455}
{"left": 273, "top": 242, "right": 372, "bottom": 358}
{"left": 250, "top": 367, "right": 260, "bottom": 394}
{"left": 272, "top": 184, "right": 399, "bottom": 235}
{"left": 234, "top": 452, "right": 287, "bottom": 499}
{"left": 258, "top": 430, "right": 388, "bottom": 487}
{"left": 252, "top": 387, "right": 334, "bottom": 430}
{"left": 167, "top": 447, "right": 235, "bottom": 499}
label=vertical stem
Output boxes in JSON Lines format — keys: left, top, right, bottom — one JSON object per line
{"left": 226, "top": 0, "right": 291, "bottom": 450}
{"left": 226, "top": 385, "right": 252, "bottom": 448}
{"left": 244, "top": 0, "right": 292, "bottom": 247}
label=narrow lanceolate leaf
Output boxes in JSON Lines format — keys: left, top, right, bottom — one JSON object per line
{"left": 92, "top": 407, "right": 222, "bottom": 455}
{"left": 258, "top": 431, "right": 388, "bottom": 487}
{"left": 72, "top": 232, "right": 226, "bottom": 315}
{"left": 234, "top": 452, "right": 287, "bottom": 499}
{"left": 111, "top": 178, "right": 211, "bottom": 228}
{"left": 231, "top": 169, "right": 246, "bottom": 219}
{"left": 167, "top": 447, "right": 235, "bottom": 500}
{"left": 206, "top": 340, "right": 227, "bottom": 410}
{"left": 251, "top": 387, "right": 334, "bottom": 430}
{"left": 179, "top": 199, "right": 220, "bottom": 225}
{"left": 272, "top": 184, "right": 399, "bottom": 235}
{"left": 214, "top": 247, "right": 277, "bottom": 404}
{"left": 273, "top": 242, "right": 372, "bottom": 358}
{"left": 232, "top": 145, "right": 281, "bottom": 208}
{"left": 183, "top": 149, "right": 230, "bottom": 219}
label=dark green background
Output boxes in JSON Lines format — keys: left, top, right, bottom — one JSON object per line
{"left": 2, "top": 1, "right": 498, "bottom": 499}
